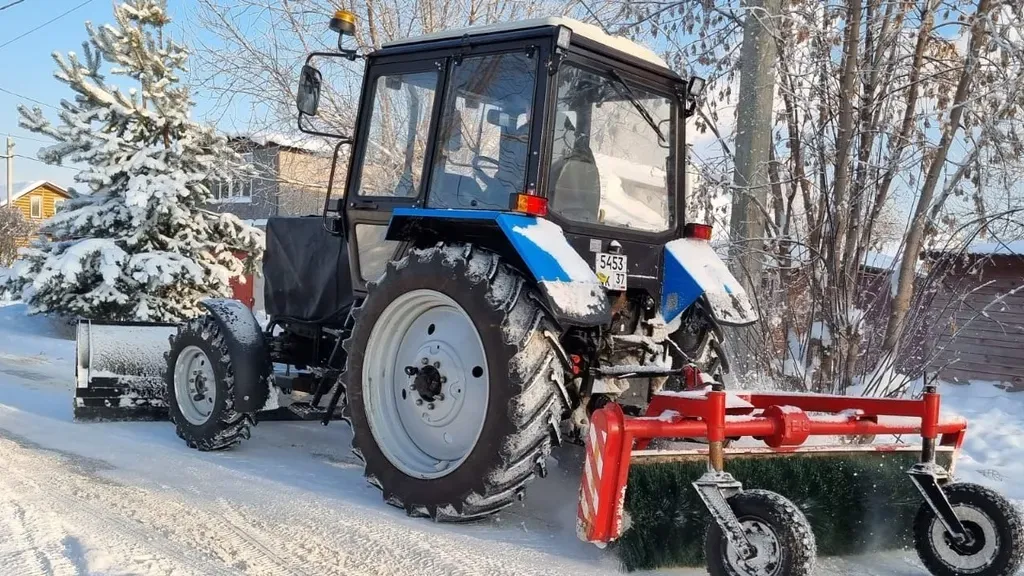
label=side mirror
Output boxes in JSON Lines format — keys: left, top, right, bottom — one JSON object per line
{"left": 296, "top": 65, "right": 323, "bottom": 117}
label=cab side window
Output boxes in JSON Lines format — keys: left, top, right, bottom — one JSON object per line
{"left": 428, "top": 52, "right": 537, "bottom": 210}
{"left": 358, "top": 71, "right": 439, "bottom": 198}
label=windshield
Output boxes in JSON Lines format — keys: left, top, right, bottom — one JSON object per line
{"left": 549, "top": 63, "right": 674, "bottom": 233}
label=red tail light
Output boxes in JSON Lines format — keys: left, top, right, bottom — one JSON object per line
{"left": 510, "top": 193, "right": 548, "bottom": 217}
{"left": 684, "top": 222, "right": 713, "bottom": 241}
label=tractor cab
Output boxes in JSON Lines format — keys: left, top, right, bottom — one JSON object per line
{"left": 298, "top": 16, "right": 707, "bottom": 308}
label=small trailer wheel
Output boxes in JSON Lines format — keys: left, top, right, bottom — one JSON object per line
{"left": 705, "top": 489, "right": 816, "bottom": 576}
{"left": 914, "top": 482, "right": 1024, "bottom": 576}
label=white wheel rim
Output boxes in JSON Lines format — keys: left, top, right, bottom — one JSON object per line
{"left": 362, "top": 289, "right": 490, "bottom": 479}
{"left": 930, "top": 505, "right": 999, "bottom": 571}
{"left": 726, "top": 518, "right": 783, "bottom": 575}
{"left": 173, "top": 345, "right": 217, "bottom": 425}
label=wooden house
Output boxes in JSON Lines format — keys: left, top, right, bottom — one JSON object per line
{"left": 1, "top": 180, "right": 73, "bottom": 245}
{"left": 919, "top": 243, "right": 1024, "bottom": 389}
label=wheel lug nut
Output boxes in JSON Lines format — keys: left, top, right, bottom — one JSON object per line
{"left": 421, "top": 357, "right": 429, "bottom": 365}
{"left": 433, "top": 361, "right": 440, "bottom": 368}
{"left": 437, "top": 393, "right": 445, "bottom": 401}
{"left": 440, "top": 376, "right": 447, "bottom": 383}
{"left": 427, "top": 403, "right": 435, "bottom": 410}
{"left": 416, "top": 399, "right": 423, "bottom": 406}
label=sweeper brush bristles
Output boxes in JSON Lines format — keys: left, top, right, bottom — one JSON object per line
{"left": 615, "top": 448, "right": 954, "bottom": 572}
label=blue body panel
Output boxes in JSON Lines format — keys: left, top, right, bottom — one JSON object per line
{"left": 660, "top": 252, "right": 706, "bottom": 325}
{"left": 387, "top": 208, "right": 610, "bottom": 326}
{"left": 386, "top": 208, "right": 756, "bottom": 328}
{"left": 661, "top": 238, "right": 758, "bottom": 327}
{"left": 390, "top": 208, "right": 584, "bottom": 282}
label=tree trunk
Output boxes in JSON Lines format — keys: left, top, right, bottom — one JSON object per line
{"left": 881, "top": 0, "right": 992, "bottom": 351}
{"left": 728, "top": 0, "right": 781, "bottom": 374}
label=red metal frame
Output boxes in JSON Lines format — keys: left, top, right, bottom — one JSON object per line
{"left": 575, "top": 388, "right": 969, "bottom": 545}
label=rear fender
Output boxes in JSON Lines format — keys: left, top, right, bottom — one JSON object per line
{"left": 387, "top": 208, "right": 611, "bottom": 327}
{"left": 200, "top": 298, "right": 271, "bottom": 412}
{"left": 661, "top": 238, "right": 758, "bottom": 326}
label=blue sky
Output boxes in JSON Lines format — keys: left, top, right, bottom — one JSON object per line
{"left": 0, "top": 0, "right": 210, "bottom": 191}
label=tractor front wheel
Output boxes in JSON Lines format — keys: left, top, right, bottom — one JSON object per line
{"left": 342, "top": 244, "right": 567, "bottom": 521}
{"left": 913, "top": 482, "right": 1024, "bottom": 576}
{"left": 704, "top": 489, "right": 816, "bottom": 576}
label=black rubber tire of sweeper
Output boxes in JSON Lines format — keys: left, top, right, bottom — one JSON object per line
{"left": 164, "top": 314, "right": 256, "bottom": 451}
{"left": 705, "top": 489, "right": 816, "bottom": 576}
{"left": 913, "top": 482, "right": 1024, "bottom": 576}
{"left": 342, "top": 243, "right": 568, "bottom": 521}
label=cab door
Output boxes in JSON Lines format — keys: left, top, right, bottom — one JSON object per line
{"left": 343, "top": 57, "right": 445, "bottom": 291}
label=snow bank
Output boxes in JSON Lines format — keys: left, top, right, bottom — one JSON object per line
{"left": 938, "top": 381, "right": 1024, "bottom": 502}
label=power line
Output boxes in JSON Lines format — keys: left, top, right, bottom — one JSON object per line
{"left": 2, "top": 132, "right": 51, "bottom": 145}
{"left": 13, "top": 154, "right": 79, "bottom": 171}
{"left": 0, "top": 0, "right": 28, "bottom": 12}
{"left": 0, "top": 0, "right": 95, "bottom": 51}
{"left": 0, "top": 86, "right": 59, "bottom": 110}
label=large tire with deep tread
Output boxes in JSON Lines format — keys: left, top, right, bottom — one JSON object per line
{"left": 164, "top": 315, "right": 256, "bottom": 451}
{"left": 342, "top": 243, "right": 567, "bottom": 521}
{"left": 913, "top": 482, "right": 1024, "bottom": 576}
{"left": 705, "top": 489, "right": 816, "bottom": 576}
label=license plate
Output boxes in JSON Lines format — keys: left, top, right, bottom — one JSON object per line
{"left": 595, "top": 252, "right": 627, "bottom": 291}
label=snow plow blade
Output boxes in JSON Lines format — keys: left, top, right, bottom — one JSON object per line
{"left": 74, "top": 320, "right": 176, "bottom": 421}
{"left": 576, "top": 386, "right": 970, "bottom": 571}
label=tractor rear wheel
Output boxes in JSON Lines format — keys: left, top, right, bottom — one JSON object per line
{"left": 671, "top": 301, "right": 728, "bottom": 386}
{"left": 342, "top": 244, "right": 567, "bottom": 521}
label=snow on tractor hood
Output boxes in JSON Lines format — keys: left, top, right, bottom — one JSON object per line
{"left": 661, "top": 238, "right": 758, "bottom": 327}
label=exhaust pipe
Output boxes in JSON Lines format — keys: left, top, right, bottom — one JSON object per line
{"left": 74, "top": 320, "right": 178, "bottom": 421}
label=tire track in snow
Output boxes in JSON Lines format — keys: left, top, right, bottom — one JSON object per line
{"left": 0, "top": 496, "right": 55, "bottom": 575}
{"left": 0, "top": 436, "right": 237, "bottom": 576}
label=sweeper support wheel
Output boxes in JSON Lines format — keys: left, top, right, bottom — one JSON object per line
{"left": 704, "top": 489, "right": 815, "bottom": 576}
{"left": 913, "top": 482, "right": 1024, "bottom": 576}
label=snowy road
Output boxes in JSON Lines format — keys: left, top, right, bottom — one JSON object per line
{"left": 0, "top": 302, "right": 1019, "bottom": 575}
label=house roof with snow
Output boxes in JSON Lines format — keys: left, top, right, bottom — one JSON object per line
{"left": 924, "top": 240, "right": 1024, "bottom": 259}
{"left": 226, "top": 131, "right": 333, "bottom": 155}
{"left": 0, "top": 180, "right": 70, "bottom": 208}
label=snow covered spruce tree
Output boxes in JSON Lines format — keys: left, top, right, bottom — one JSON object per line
{"left": 3, "top": 0, "right": 263, "bottom": 322}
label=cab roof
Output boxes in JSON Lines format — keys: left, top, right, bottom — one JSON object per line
{"left": 381, "top": 17, "right": 669, "bottom": 70}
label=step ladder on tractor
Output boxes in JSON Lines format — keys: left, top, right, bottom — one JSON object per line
{"left": 73, "top": 10, "right": 1023, "bottom": 576}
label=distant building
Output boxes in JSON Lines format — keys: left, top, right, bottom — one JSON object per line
{"left": 916, "top": 243, "right": 1024, "bottom": 389}
{"left": 0, "top": 180, "right": 73, "bottom": 246}
{"left": 205, "top": 132, "right": 335, "bottom": 223}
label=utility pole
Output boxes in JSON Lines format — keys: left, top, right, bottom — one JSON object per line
{"left": 728, "top": 0, "right": 781, "bottom": 372}
{"left": 2, "top": 137, "right": 13, "bottom": 207}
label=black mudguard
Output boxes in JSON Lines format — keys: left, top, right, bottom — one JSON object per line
{"left": 200, "top": 298, "right": 271, "bottom": 413}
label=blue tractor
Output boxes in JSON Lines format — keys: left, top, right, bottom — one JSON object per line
{"left": 79, "top": 13, "right": 757, "bottom": 522}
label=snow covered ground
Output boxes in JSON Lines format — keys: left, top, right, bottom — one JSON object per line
{"left": 0, "top": 300, "right": 1021, "bottom": 575}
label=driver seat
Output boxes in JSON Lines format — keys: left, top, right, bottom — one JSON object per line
{"left": 550, "top": 145, "right": 601, "bottom": 224}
